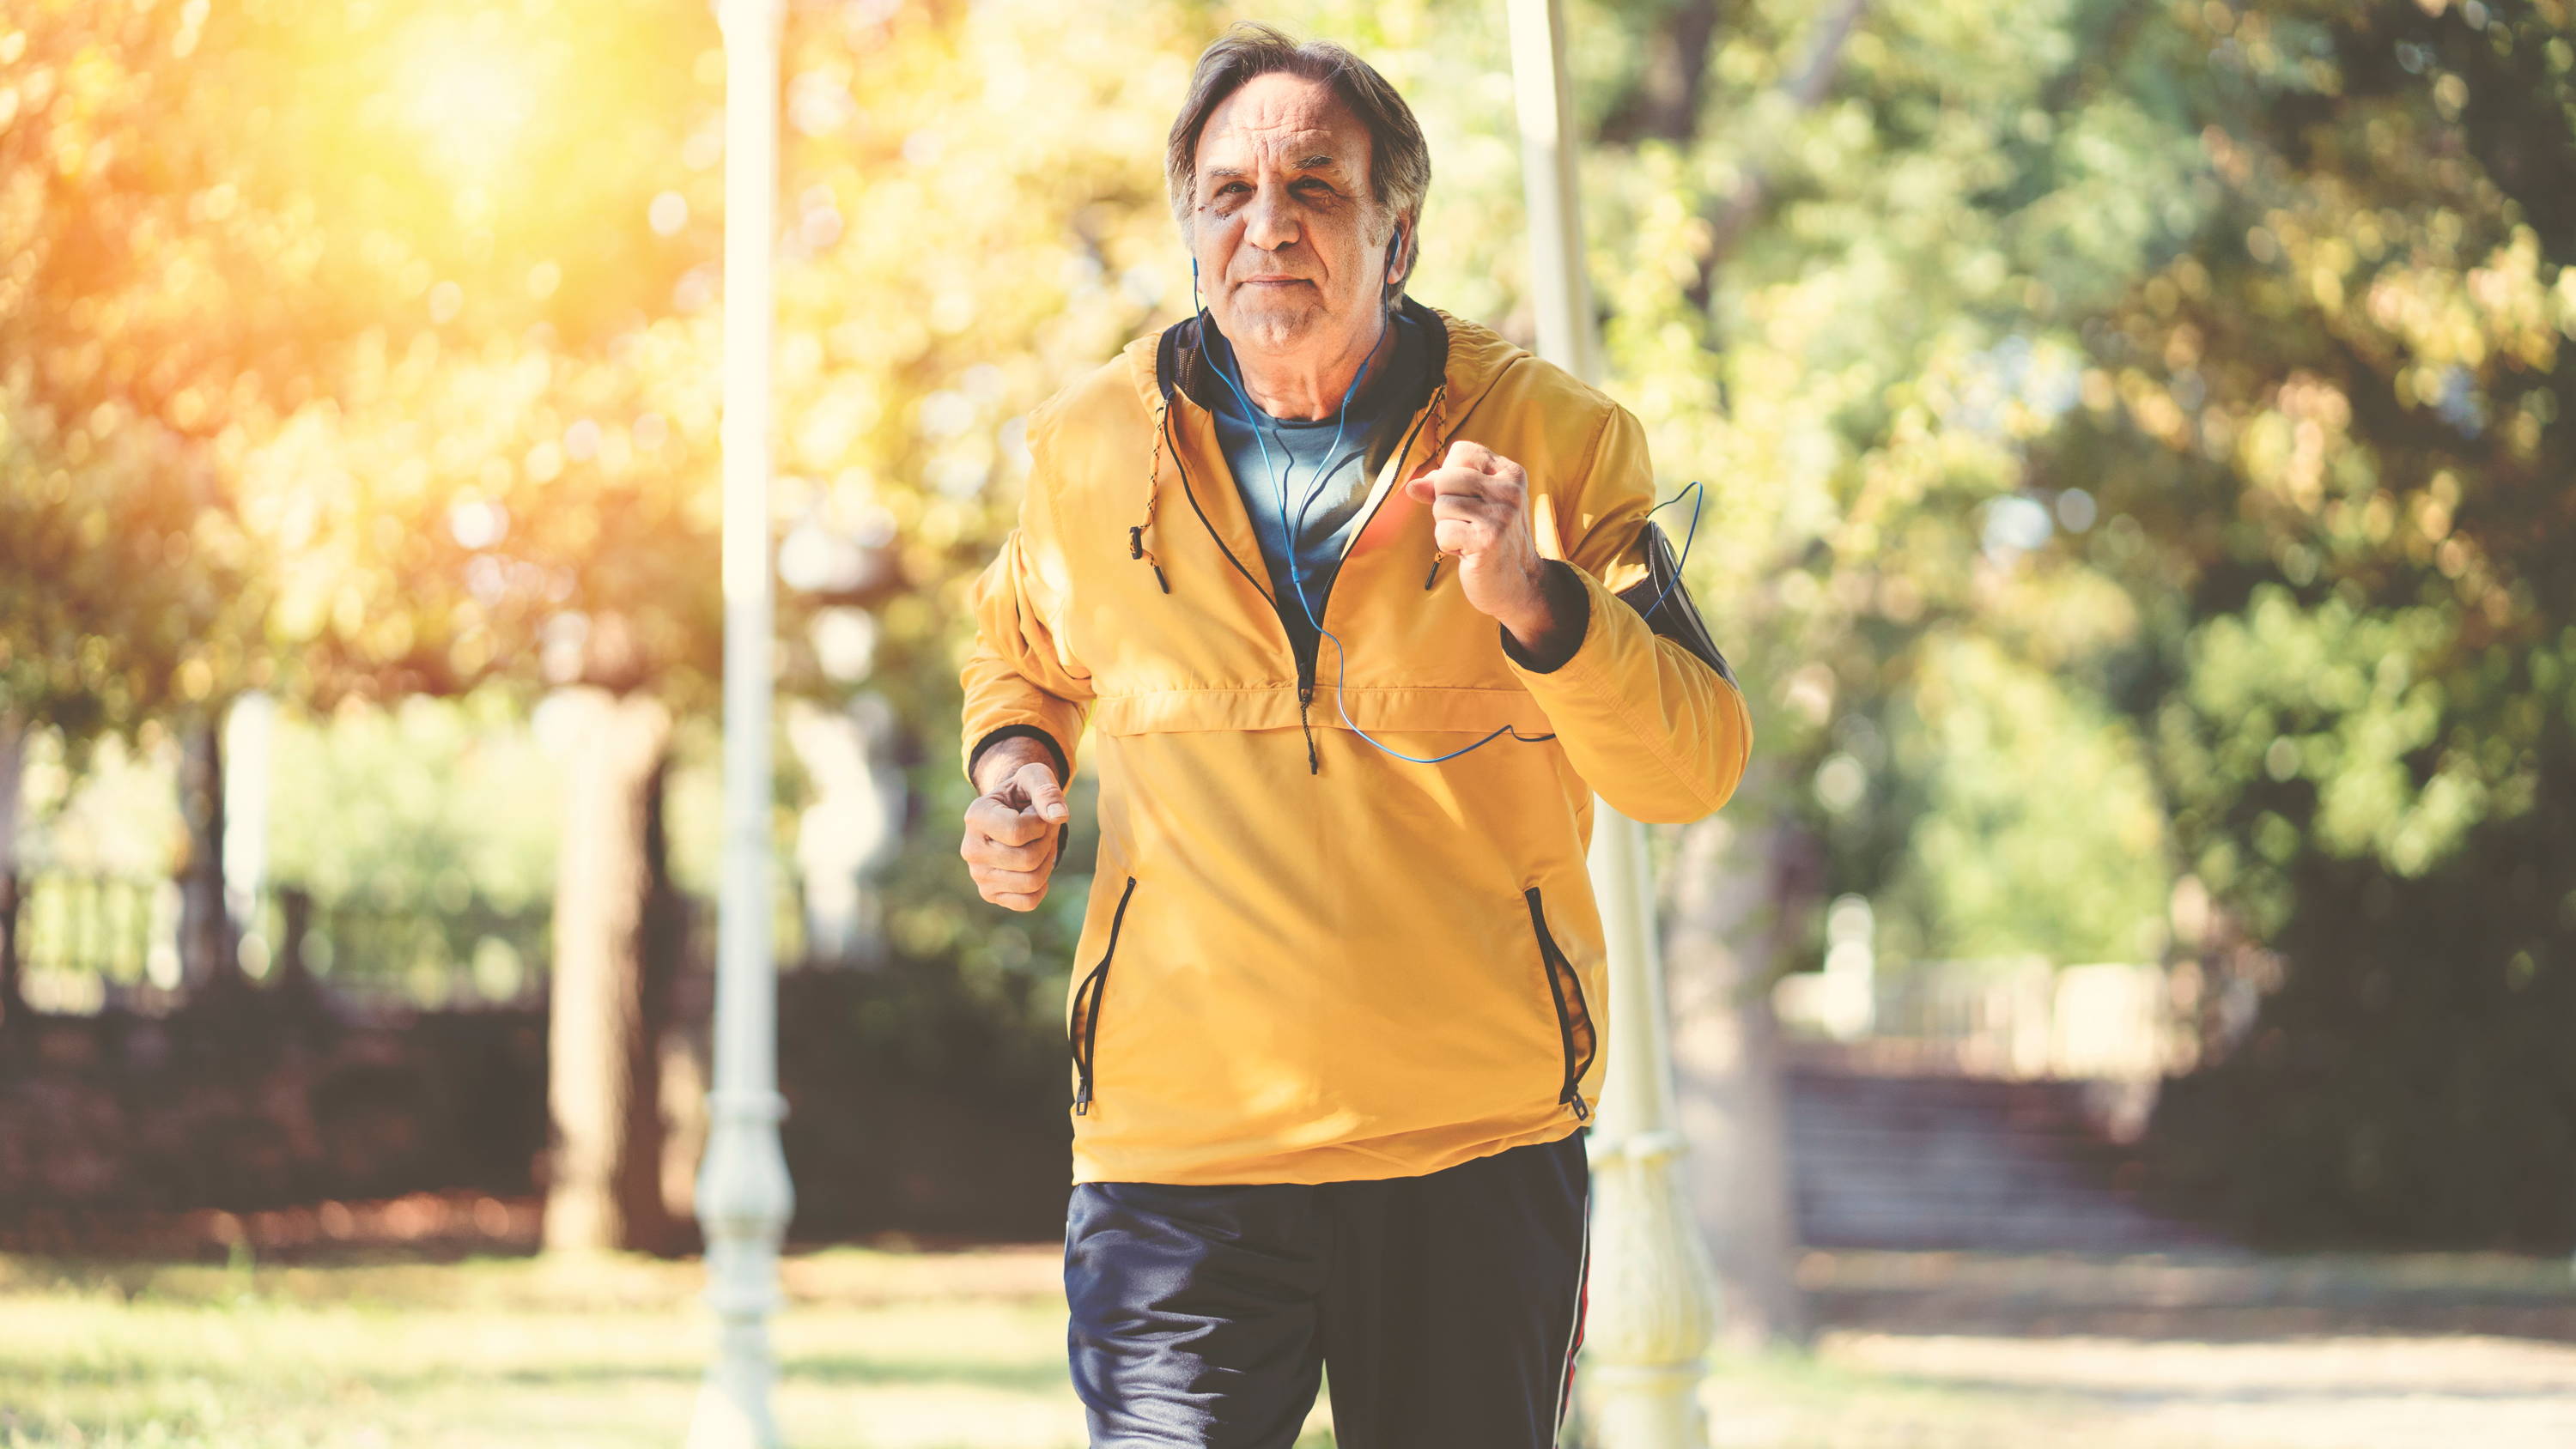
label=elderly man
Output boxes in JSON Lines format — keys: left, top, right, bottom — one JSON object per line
{"left": 958, "top": 23, "right": 1750, "bottom": 1448}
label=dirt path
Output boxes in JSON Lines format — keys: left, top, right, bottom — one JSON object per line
{"left": 1683, "top": 1250, "right": 2576, "bottom": 1448}
{"left": 1820, "top": 1332, "right": 2576, "bottom": 1447}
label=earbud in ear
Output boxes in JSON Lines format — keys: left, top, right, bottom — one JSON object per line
{"left": 1387, "top": 224, "right": 1406, "bottom": 282}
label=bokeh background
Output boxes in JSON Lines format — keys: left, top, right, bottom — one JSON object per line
{"left": 3, "top": 0, "right": 2573, "bottom": 1445}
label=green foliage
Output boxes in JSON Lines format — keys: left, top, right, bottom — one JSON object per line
{"left": 1879, "top": 634, "right": 2168, "bottom": 966}
{"left": 264, "top": 693, "right": 560, "bottom": 914}
{"left": 2041, "top": 0, "right": 2576, "bottom": 1244}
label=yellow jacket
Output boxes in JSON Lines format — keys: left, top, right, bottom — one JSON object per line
{"left": 961, "top": 302, "right": 1752, "bottom": 1185}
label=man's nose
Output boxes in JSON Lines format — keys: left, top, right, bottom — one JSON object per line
{"left": 1241, "top": 183, "right": 1300, "bottom": 255}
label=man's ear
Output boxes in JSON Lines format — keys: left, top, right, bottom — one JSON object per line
{"left": 1383, "top": 211, "right": 1418, "bottom": 305}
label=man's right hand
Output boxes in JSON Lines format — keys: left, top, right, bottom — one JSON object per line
{"left": 962, "top": 737, "right": 1071, "bottom": 912}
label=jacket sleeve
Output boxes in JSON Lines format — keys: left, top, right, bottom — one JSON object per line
{"left": 959, "top": 416, "right": 1095, "bottom": 787}
{"left": 1499, "top": 402, "right": 1753, "bottom": 825}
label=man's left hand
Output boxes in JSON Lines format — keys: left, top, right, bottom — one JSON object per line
{"left": 1405, "top": 440, "right": 1563, "bottom": 652}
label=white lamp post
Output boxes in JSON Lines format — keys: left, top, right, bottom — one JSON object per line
{"left": 1506, "top": 1, "right": 1722, "bottom": 1444}
{"left": 689, "top": 0, "right": 795, "bottom": 1444}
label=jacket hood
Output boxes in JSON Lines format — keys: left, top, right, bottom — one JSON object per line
{"left": 1134, "top": 296, "right": 1528, "bottom": 432}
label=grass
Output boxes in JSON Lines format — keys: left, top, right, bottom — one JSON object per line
{"left": 0, "top": 1248, "right": 1154, "bottom": 1449}
{"left": 5, "top": 1246, "right": 2575, "bottom": 1447}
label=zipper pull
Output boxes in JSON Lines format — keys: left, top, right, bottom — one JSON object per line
{"left": 1565, "top": 1092, "right": 1592, "bottom": 1122}
{"left": 1423, "top": 552, "right": 1443, "bottom": 590}
{"left": 1074, "top": 1082, "right": 1092, "bottom": 1117}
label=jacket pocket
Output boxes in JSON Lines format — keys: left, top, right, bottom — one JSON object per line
{"left": 1068, "top": 876, "right": 1139, "bottom": 1116}
{"left": 1522, "top": 886, "right": 1597, "bottom": 1122}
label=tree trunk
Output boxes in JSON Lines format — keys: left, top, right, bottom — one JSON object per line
{"left": 1664, "top": 782, "right": 1815, "bottom": 1349}
{"left": 544, "top": 686, "right": 678, "bottom": 1256}
{"left": 0, "top": 713, "right": 24, "bottom": 1034}
{"left": 176, "top": 714, "right": 240, "bottom": 997}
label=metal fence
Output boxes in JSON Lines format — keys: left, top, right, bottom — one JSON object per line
{"left": 5, "top": 864, "right": 865, "bottom": 1016}
{"left": 1776, "top": 955, "right": 2201, "bottom": 1082}
{"left": 8, "top": 871, "right": 560, "bottom": 1014}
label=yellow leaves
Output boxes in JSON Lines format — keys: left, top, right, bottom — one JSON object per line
{"left": 364, "top": 606, "right": 414, "bottom": 663}
{"left": 2417, "top": 470, "right": 2458, "bottom": 542}
{"left": 386, "top": 456, "right": 432, "bottom": 502}
{"left": 2432, "top": 73, "right": 2468, "bottom": 120}
{"left": 2277, "top": 372, "right": 2351, "bottom": 430}
{"left": 2201, "top": 124, "right": 2250, "bottom": 185}
{"left": 2163, "top": 321, "right": 2202, "bottom": 369}
{"left": 447, "top": 626, "right": 494, "bottom": 678}
{"left": 2354, "top": 226, "right": 2555, "bottom": 382}
{"left": 171, "top": 0, "right": 209, "bottom": 61}
{"left": 2117, "top": 368, "right": 2192, "bottom": 452}
{"left": 2360, "top": 491, "right": 2396, "bottom": 544}
{"left": 2081, "top": 368, "right": 2117, "bottom": 414}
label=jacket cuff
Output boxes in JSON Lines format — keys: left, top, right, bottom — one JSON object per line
{"left": 1496, "top": 559, "right": 1595, "bottom": 675}
{"left": 966, "top": 724, "right": 1069, "bottom": 788}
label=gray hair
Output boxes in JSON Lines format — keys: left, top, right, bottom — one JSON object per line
{"left": 1164, "top": 24, "right": 1430, "bottom": 291}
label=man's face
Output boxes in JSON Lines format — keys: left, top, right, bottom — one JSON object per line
{"left": 1188, "top": 72, "right": 1394, "bottom": 356}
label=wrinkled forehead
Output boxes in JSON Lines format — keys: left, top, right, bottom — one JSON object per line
{"left": 1194, "top": 72, "right": 1373, "bottom": 186}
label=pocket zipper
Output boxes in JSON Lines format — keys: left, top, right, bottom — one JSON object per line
{"left": 1069, "top": 876, "right": 1139, "bottom": 1116}
{"left": 1523, "top": 886, "right": 1597, "bottom": 1122}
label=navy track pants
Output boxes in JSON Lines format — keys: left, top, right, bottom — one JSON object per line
{"left": 1064, "top": 1130, "right": 1591, "bottom": 1448}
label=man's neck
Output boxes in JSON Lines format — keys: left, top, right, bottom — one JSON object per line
{"left": 1223, "top": 312, "right": 1398, "bottom": 421}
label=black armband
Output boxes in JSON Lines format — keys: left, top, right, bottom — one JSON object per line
{"left": 1615, "top": 522, "right": 1738, "bottom": 686}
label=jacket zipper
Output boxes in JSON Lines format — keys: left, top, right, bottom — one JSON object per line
{"left": 1523, "top": 886, "right": 1596, "bottom": 1122}
{"left": 1164, "top": 405, "right": 1321, "bottom": 771}
{"left": 1295, "top": 383, "right": 1448, "bottom": 773}
{"left": 1069, "top": 876, "right": 1139, "bottom": 1116}
{"left": 1166, "top": 380, "right": 1448, "bottom": 777}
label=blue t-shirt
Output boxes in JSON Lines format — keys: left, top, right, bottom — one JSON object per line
{"left": 1206, "top": 312, "right": 1431, "bottom": 670}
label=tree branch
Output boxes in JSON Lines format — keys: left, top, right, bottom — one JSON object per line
{"left": 1692, "top": 0, "right": 1871, "bottom": 310}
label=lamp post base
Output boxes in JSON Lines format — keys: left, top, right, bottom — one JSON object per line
{"left": 688, "top": 1088, "right": 793, "bottom": 1449}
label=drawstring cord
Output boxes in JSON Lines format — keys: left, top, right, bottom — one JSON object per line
{"left": 1133, "top": 404, "right": 1171, "bottom": 593}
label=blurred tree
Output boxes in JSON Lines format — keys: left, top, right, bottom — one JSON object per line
{"left": 3, "top": 0, "right": 721, "bottom": 1246}
{"left": 245, "top": 0, "right": 725, "bottom": 1254}
{"left": 224, "top": 0, "right": 1220, "bottom": 1246}
{"left": 1530, "top": 0, "right": 2208, "bottom": 1334}
{"left": 2044, "top": 0, "right": 2576, "bottom": 1245}
{"left": 0, "top": 0, "right": 313, "bottom": 995}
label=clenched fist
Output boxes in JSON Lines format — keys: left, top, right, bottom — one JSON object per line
{"left": 962, "top": 736, "right": 1069, "bottom": 912}
{"left": 1402, "top": 440, "right": 1561, "bottom": 652}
